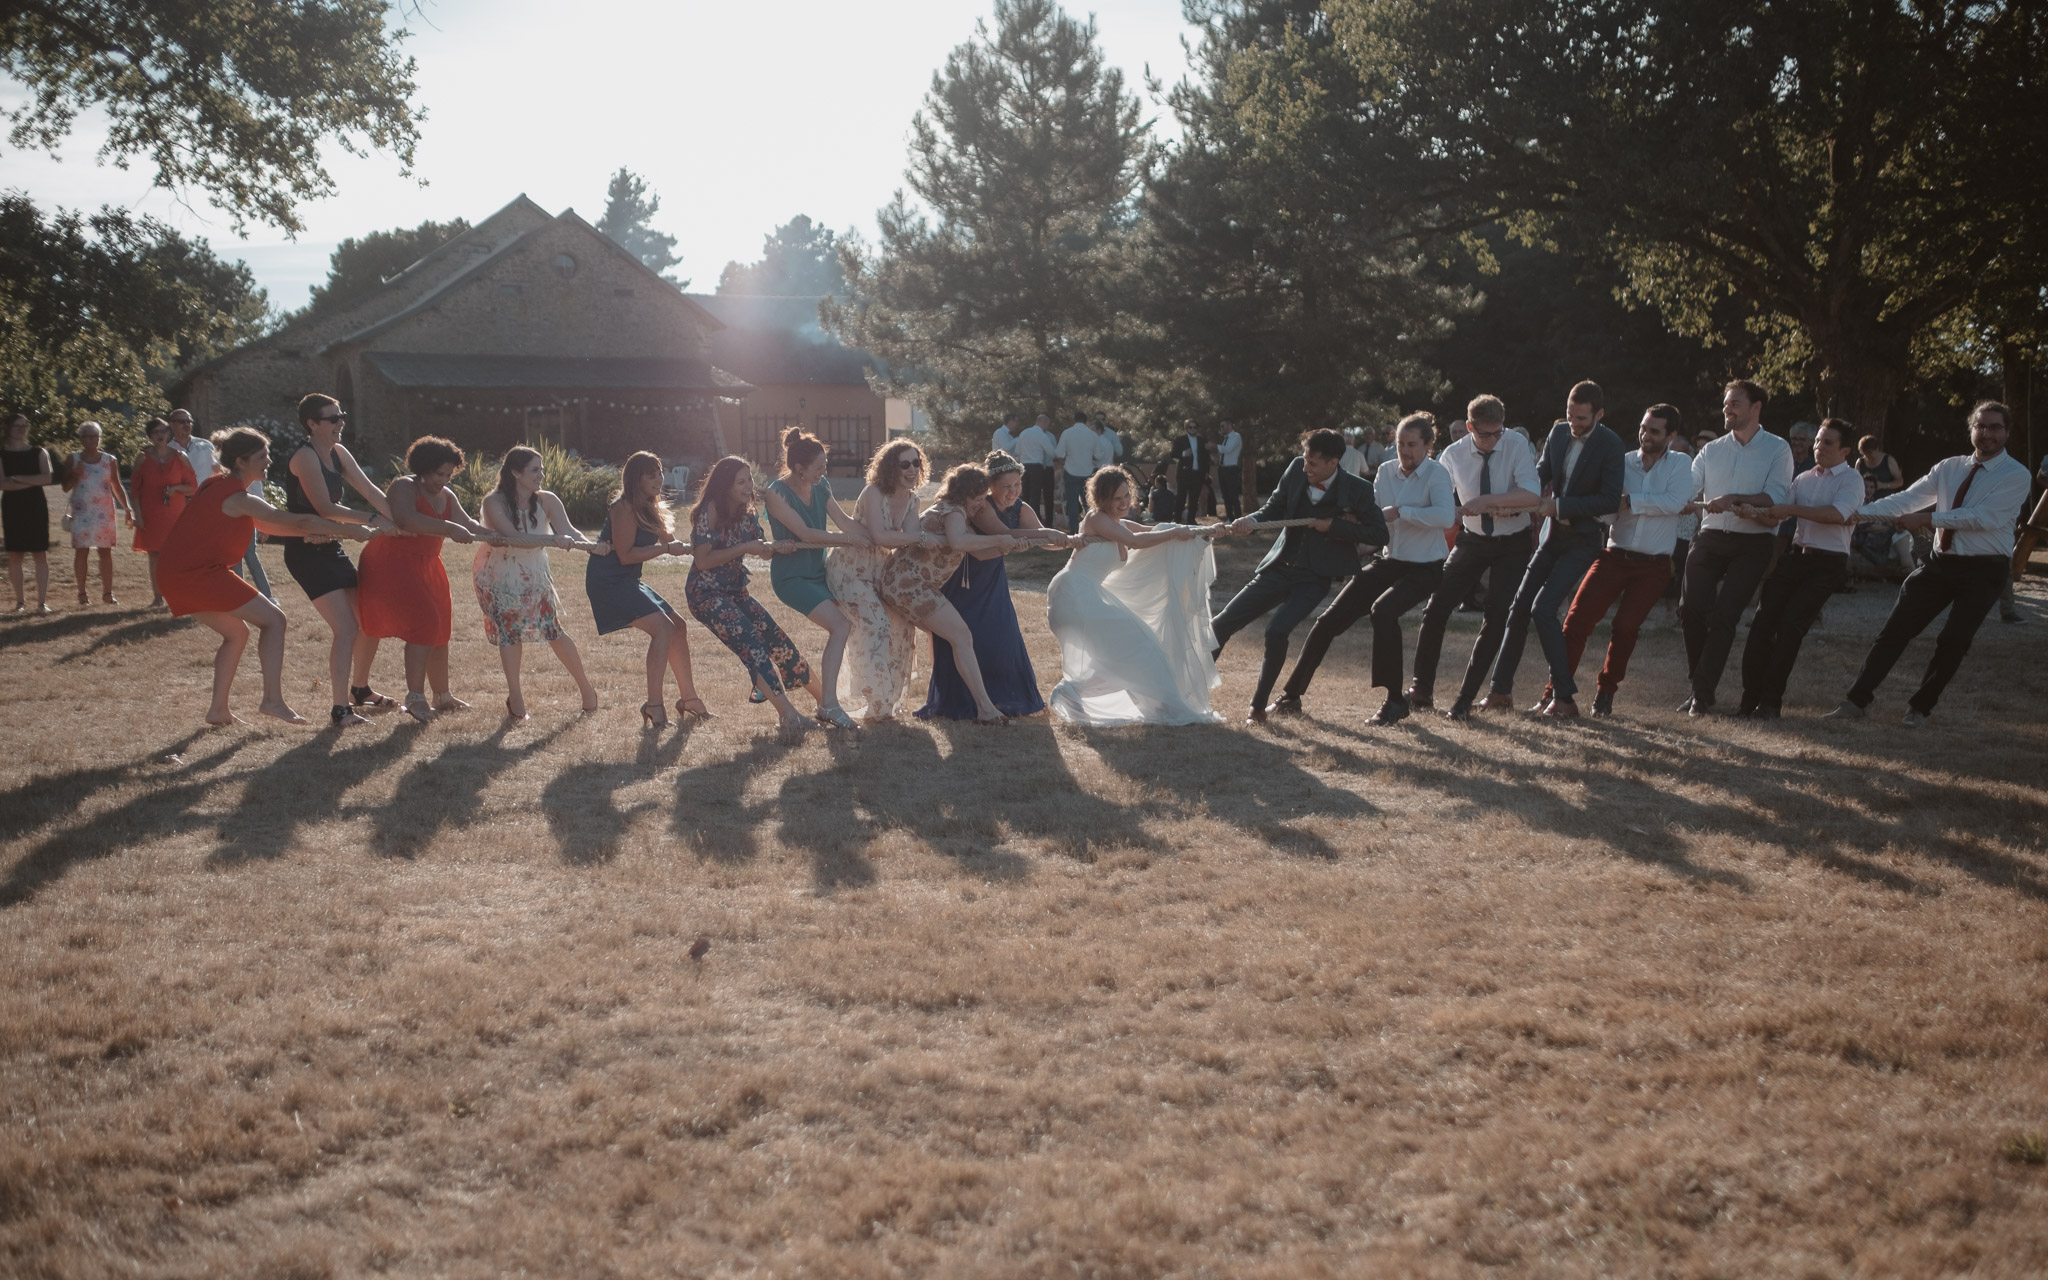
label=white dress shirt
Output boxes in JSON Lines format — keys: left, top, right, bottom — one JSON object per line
{"left": 1692, "top": 428, "right": 1794, "bottom": 533}
{"left": 1218, "top": 430, "right": 1243, "bottom": 467}
{"left": 1056, "top": 423, "right": 1101, "bottom": 477}
{"left": 992, "top": 425, "right": 1017, "bottom": 455}
{"left": 1438, "top": 431, "right": 1540, "bottom": 536}
{"left": 1340, "top": 445, "right": 1367, "bottom": 477}
{"left": 1789, "top": 462, "right": 1864, "bottom": 554}
{"left": 1100, "top": 427, "right": 1122, "bottom": 465}
{"left": 1375, "top": 457, "right": 1456, "bottom": 562}
{"left": 1859, "top": 451, "right": 2030, "bottom": 558}
{"left": 1013, "top": 425, "right": 1056, "bottom": 468}
{"left": 1603, "top": 448, "right": 1694, "bottom": 556}
{"left": 173, "top": 434, "right": 217, "bottom": 479}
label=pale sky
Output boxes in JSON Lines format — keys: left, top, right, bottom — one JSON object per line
{"left": 0, "top": 0, "right": 1197, "bottom": 312}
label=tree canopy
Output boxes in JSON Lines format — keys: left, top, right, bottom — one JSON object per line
{"left": 828, "top": 0, "right": 1146, "bottom": 447}
{"left": 717, "top": 215, "right": 846, "bottom": 297}
{"left": 0, "top": 0, "right": 422, "bottom": 235}
{"left": 297, "top": 218, "right": 469, "bottom": 319}
{"left": 594, "top": 168, "right": 685, "bottom": 287}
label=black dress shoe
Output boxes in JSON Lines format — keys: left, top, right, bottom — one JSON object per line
{"left": 1405, "top": 689, "right": 1435, "bottom": 712}
{"left": 1731, "top": 702, "right": 1756, "bottom": 719}
{"left": 1267, "top": 694, "right": 1303, "bottom": 717}
{"left": 1754, "top": 705, "right": 1780, "bottom": 721}
{"left": 1369, "top": 699, "right": 1411, "bottom": 726}
{"left": 1444, "top": 701, "right": 1472, "bottom": 722}
{"left": 1591, "top": 690, "right": 1614, "bottom": 718}
{"left": 1245, "top": 706, "right": 1267, "bottom": 725}
{"left": 1688, "top": 699, "right": 1716, "bottom": 718}
{"left": 1674, "top": 695, "right": 1694, "bottom": 713}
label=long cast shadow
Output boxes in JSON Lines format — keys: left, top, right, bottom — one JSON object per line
{"left": 53, "top": 613, "right": 193, "bottom": 664}
{"left": 542, "top": 726, "right": 693, "bottom": 865}
{"left": 370, "top": 720, "right": 568, "bottom": 859}
{"left": 208, "top": 726, "right": 420, "bottom": 865}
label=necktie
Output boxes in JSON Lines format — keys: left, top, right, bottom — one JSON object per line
{"left": 1479, "top": 450, "right": 1495, "bottom": 535}
{"left": 1936, "top": 463, "right": 1982, "bottom": 553}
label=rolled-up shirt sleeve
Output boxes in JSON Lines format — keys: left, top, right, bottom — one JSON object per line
{"left": 1635, "top": 458, "right": 1696, "bottom": 515}
{"left": 1930, "top": 464, "right": 2028, "bottom": 532}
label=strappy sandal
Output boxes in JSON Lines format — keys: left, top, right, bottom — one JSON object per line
{"left": 676, "top": 697, "right": 715, "bottom": 721}
{"left": 776, "top": 714, "right": 810, "bottom": 745}
{"left": 815, "top": 705, "right": 859, "bottom": 730}
{"left": 401, "top": 693, "right": 435, "bottom": 725}
{"left": 641, "top": 701, "right": 669, "bottom": 730}
{"left": 350, "top": 685, "right": 398, "bottom": 710}
{"left": 330, "top": 705, "right": 369, "bottom": 728}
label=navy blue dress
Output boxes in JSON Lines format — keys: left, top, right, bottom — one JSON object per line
{"left": 584, "top": 513, "right": 675, "bottom": 635}
{"left": 916, "top": 498, "right": 1045, "bottom": 719}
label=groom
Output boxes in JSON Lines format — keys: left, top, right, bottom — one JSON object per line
{"left": 1211, "top": 428, "right": 1389, "bottom": 724}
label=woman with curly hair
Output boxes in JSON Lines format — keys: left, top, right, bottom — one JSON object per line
{"left": 825, "top": 437, "right": 932, "bottom": 720}
{"left": 584, "top": 450, "right": 707, "bottom": 729}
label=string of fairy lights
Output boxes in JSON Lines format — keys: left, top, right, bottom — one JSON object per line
{"left": 422, "top": 394, "right": 744, "bottom": 416}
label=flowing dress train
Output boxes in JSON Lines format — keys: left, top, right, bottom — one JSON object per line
{"left": 1045, "top": 534, "right": 1222, "bottom": 726}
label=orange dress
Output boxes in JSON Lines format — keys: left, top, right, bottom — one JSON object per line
{"left": 156, "top": 474, "right": 260, "bottom": 616}
{"left": 130, "top": 449, "right": 197, "bottom": 553}
{"left": 357, "top": 486, "right": 453, "bottom": 645}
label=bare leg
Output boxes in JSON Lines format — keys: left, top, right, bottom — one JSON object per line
{"left": 805, "top": 600, "right": 853, "bottom": 712}
{"left": 7, "top": 551, "right": 21, "bottom": 608}
{"left": 96, "top": 548, "right": 115, "bottom": 602}
{"left": 426, "top": 644, "right": 464, "bottom": 710}
{"left": 31, "top": 551, "right": 47, "bottom": 608}
{"left": 308, "top": 589, "right": 365, "bottom": 720}
{"left": 547, "top": 635, "right": 599, "bottom": 711}
{"left": 73, "top": 548, "right": 88, "bottom": 603}
{"left": 630, "top": 611, "right": 677, "bottom": 708}
{"left": 924, "top": 602, "right": 1002, "bottom": 721}
{"left": 756, "top": 673, "right": 809, "bottom": 739}
{"left": 193, "top": 611, "right": 251, "bottom": 724}
{"left": 236, "top": 594, "right": 301, "bottom": 723}
{"left": 499, "top": 641, "right": 527, "bottom": 718}
{"left": 351, "top": 634, "right": 383, "bottom": 692}
{"left": 146, "top": 551, "right": 165, "bottom": 605}
{"left": 665, "top": 618, "right": 702, "bottom": 709}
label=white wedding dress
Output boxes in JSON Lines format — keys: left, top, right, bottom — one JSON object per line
{"left": 1046, "top": 532, "right": 1223, "bottom": 726}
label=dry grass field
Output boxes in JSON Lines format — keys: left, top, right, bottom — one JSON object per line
{"left": 4, "top": 511, "right": 2046, "bottom": 1278}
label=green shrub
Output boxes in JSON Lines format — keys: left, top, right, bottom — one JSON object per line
{"left": 446, "top": 441, "right": 619, "bottom": 534}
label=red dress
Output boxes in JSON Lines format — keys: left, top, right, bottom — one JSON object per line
{"left": 130, "top": 449, "right": 197, "bottom": 553}
{"left": 358, "top": 486, "right": 453, "bottom": 645}
{"left": 157, "top": 474, "right": 260, "bottom": 617}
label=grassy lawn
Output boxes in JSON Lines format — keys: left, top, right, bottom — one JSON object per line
{"left": 3, "top": 519, "right": 2045, "bottom": 1277}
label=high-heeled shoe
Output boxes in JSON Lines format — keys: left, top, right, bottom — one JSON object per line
{"left": 815, "top": 705, "right": 859, "bottom": 730}
{"left": 641, "top": 701, "right": 669, "bottom": 730}
{"left": 676, "top": 697, "right": 714, "bottom": 721}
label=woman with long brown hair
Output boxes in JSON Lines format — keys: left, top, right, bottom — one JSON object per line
{"left": 760, "top": 426, "right": 870, "bottom": 729}
{"left": 876, "top": 463, "right": 1041, "bottom": 724}
{"left": 475, "top": 445, "right": 609, "bottom": 719}
{"left": 128, "top": 416, "right": 198, "bottom": 608}
{"left": 584, "top": 450, "right": 707, "bottom": 728}
{"left": 826, "top": 437, "right": 934, "bottom": 720}
{"left": 685, "top": 456, "right": 824, "bottom": 743}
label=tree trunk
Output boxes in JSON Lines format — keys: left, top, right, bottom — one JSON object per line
{"left": 1811, "top": 334, "right": 1906, "bottom": 449}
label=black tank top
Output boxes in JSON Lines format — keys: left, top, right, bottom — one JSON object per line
{"left": 278, "top": 445, "right": 347, "bottom": 545}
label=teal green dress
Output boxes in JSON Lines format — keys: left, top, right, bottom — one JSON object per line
{"left": 765, "top": 477, "right": 834, "bottom": 616}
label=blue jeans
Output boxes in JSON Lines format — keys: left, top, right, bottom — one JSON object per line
{"left": 1493, "top": 533, "right": 1600, "bottom": 700}
{"left": 1063, "top": 472, "right": 1089, "bottom": 534}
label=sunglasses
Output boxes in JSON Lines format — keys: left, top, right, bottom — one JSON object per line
{"left": 317, "top": 412, "right": 347, "bottom": 424}
{"left": 898, "top": 459, "right": 921, "bottom": 470}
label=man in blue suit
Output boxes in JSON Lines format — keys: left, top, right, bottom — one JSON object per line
{"left": 1458, "top": 381, "right": 1626, "bottom": 719}
{"left": 1212, "top": 428, "right": 1390, "bottom": 724}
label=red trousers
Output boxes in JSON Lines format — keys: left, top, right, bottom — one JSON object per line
{"left": 1561, "top": 550, "right": 1671, "bottom": 695}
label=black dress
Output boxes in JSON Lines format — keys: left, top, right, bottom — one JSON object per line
{"left": 2, "top": 446, "right": 51, "bottom": 552}
{"left": 277, "top": 445, "right": 359, "bottom": 599}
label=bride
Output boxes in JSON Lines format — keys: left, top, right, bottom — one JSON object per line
{"left": 1047, "top": 466, "right": 1224, "bottom": 726}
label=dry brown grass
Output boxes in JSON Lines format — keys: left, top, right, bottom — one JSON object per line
{"left": 3, "top": 525, "right": 2046, "bottom": 1278}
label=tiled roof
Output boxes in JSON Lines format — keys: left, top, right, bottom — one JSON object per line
{"left": 362, "top": 352, "right": 752, "bottom": 395}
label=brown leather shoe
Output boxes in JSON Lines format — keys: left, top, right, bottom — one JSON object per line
{"left": 1479, "top": 692, "right": 1517, "bottom": 712}
{"left": 1245, "top": 706, "right": 1268, "bottom": 725}
{"left": 1542, "top": 698, "right": 1581, "bottom": 719}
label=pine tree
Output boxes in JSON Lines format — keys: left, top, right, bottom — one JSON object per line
{"left": 594, "top": 168, "right": 686, "bottom": 287}
{"left": 826, "top": 0, "right": 1145, "bottom": 443}
{"left": 717, "top": 216, "right": 846, "bottom": 297}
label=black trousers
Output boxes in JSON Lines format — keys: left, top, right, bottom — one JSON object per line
{"left": 1211, "top": 562, "right": 1333, "bottom": 710}
{"left": 1847, "top": 553, "right": 2007, "bottom": 715}
{"left": 1175, "top": 469, "right": 1209, "bottom": 524}
{"left": 1411, "top": 528, "right": 1533, "bottom": 704}
{"left": 1738, "top": 547, "right": 1847, "bottom": 711}
{"left": 1283, "top": 556, "right": 1443, "bottom": 700}
{"left": 1680, "top": 529, "right": 1776, "bottom": 705}
{"left": 1021, "top": 465, "right": 1054, "bottom": 525}
{"left": 1217, "top": 465, "right": 1243, "bottom": 521}
{"left": 1492, "top": 531, "right": 1601, "bottom": 700}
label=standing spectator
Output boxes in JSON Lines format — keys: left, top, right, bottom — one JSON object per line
{"left": 1056, "top": 411, "right": 1103, "bottom": 534}
{"left": 2, "top": 412, "right": 54, "bottom": 613}
{"left": 1216, "top": 420, "right": 1244, "bottom": 520}
{"left": 1165, "top": 419, "right": 1209, "bottom": 525}
{"left": 1856, "top": 434, "right": 1905, "bottom": 502}
{"left": 62, "top": 421, "right": 130, "bottom": 606}
{"left": 1095, "top": 414, "right": 1124, "bottom": 468}
{"left": 991, "top": 412, "right": 1020, "bottom": 457}
{"left": 129, "top": 417, "right": 198, "bottom": 608}
{"left": 1013, "top": 413, "right": 1058, "bottom": 524}
{"left": 166, "top": 409, "right": 216, "bottom": 482}
{"left": 1340, "top": 431, "right": 1369, "bottom": 478}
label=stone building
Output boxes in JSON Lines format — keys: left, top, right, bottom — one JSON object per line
{"left": 174, "top": 196, "right": 750, "bottom": 467}
{"left": 685, "top": 293, "right": 926, "bottom": 476}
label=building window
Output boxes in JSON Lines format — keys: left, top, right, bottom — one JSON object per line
{"left": 554, "top": 254, "right": 576, "bottom": 276}
{"left": 814, "top": 414, "right": 874, "bottom": 462}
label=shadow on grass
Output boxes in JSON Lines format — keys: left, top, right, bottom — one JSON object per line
{"left": 0, "top": 607, "right": 152, "bottom": 652}
{"left": 208, "top": 725, "right": 422, "bottom": 865}
{"left": 542, "top": 725, "right": 694, "bottom": 865}
{"left": 53, "top": 613, "right": 193, "bottom": 664}
{"left": 370, "top": 720, "right": 568, "bottom": 859}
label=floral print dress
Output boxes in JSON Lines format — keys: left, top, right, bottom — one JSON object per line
{"left": 685, "top": 508, "right": 812, "bottom": 695}
{"left": 472, "top": 515, "right": 565, "bottom": 647}
{"left": 68, "top": 453, "right": 120, "bottom": 549}
{"left": 826, "top": 488, "right": 919, "bottom": 719}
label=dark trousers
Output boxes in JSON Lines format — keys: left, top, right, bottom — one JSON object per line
{"left": 1680, "top": 529, "right": 1776, "bottom": 706}
{"left": 1562, "top": 549, "right": 1671, "bottom": 696}
{"left": 1062, "top": 472, "right": 1090, "bottom": 534}
{"left": 1022, "top": 465, "right": 1054, "bottom": 525}
{"left": 1846, "top": 553, "right": 2007, "bottom": 715}
{"left": 1283, "top": 556, "right": 1443, "bottom": 700}
{"left": 1211, "top": 563, "right": 1332, "bottom": 709}
{"left": 1739, "top": 548, "right": 1847, "bottom": 711}
{"left": 1412, "top": 528, "right": 1533, "bottom": 704}
{"left": 1493, "top": 532, "right": 1601, "bottom": 700}
{"left": 1217, "top": 466, "right": 1243, "bottom": 521}
{"left": 1175, "top": 470, "right": 1209, "bottom": 524}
